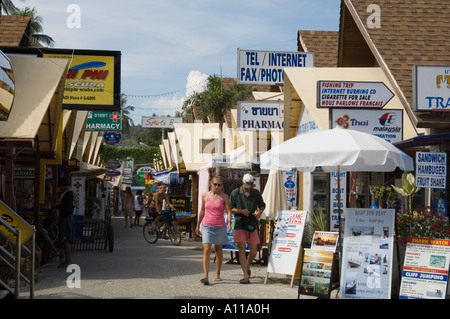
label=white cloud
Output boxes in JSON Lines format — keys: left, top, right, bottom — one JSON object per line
{"left": 185, "top": 71, "right": 208, "bottom": 97}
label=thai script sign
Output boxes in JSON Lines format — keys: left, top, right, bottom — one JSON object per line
{"left": 340, "top": 208, "right": 395, "bottom": 299}
{"left": 332, "top": 109, "right": 403, "bottom": 143}
{"left": 413, "top": 65, "right": 450, "bottom": 110}
{"left": 86, "top": 111, "right": 122, "bottom": 131}
{"left": 318, "top": 81, "right": 394, "bottom": 108}
{"left": 237, "top": 49, "right": 314, "bottom": 85}
{"left": 400, "top": 237, "right": 450, "bottom": 299}
{"left": 416, "top": 152, "right": 447, "bottom": 188}
{"left": 237, "top": 101, "right": 284, "bottom": 131}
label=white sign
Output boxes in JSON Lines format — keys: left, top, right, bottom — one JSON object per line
{"left": 416, "top": 152, "right": 447, "bottom": 188}
{"left": 318, "top": 81, "right": 394, "bottom": 108}
{"left": 237, "top": 101, "right": 284, "bottom": 131}
{"left": 332, "top": 109, "right": 403, "bottom": 143}
{"left": 237, "top": 49, "right": 314, "bottom": 85}
{"left": 72, "top": 176, "right": 85, "bottom": 216}
{"left": 267, "top": 210, "right": 307, "bottom": 276}
{"left": 413, "top": 65, "right": 450, "bottom": 110}
{"left": 340, "top": 208, "right": 395, "bottom": 299}
{"left": 400, "top": 237, "right": 450, "bottom": 299}
{"left": 141, "top": 117, "right": 182, "bottom": 128}
{"left": 330, "top": 171, "right": 346, "bottom": 232}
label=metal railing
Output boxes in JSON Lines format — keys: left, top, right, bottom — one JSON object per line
{"left": 0, "top": 217, "right": 35, "bottom": 299}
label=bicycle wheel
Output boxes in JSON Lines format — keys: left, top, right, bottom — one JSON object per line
{"left": 143, "top": 222, "right": 158, "bottom": 244}
{"left": 168, "top": 224, "right": 181, "bottom": 246}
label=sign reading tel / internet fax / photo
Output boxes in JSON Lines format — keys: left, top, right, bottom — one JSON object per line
{"left": 416, "top": 152, "right": 447, "bottom": 189}
{"left": 237, "top": 49, "right": 314, "bottom": 85}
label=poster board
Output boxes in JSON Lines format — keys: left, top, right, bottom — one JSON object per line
{"left": 265, "top": 210, "right": 307, "bottom": 281}
{"left": 400, "top": 237, "right": 450, "bottom": 299}
{"left": 340, "top": 208, "right": 395, "bottom": 299}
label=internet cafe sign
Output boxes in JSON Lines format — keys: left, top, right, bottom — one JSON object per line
{"left": 237, "top": 101, "right": 284, "bottom": 131}
{"left": 414, "top": 65, "right": 450, "bottom": 110}
{"left": 237, "top": 49, "right": 314, "bottom": 85}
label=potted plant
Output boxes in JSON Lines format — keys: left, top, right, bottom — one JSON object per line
{"left": 371, "top": 185, "right": 395, "bottom": 208}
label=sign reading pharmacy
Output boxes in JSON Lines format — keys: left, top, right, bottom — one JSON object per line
{"left": 86, "top": 111, "right": 122, "bottom": 131}
{"left": 237, "top": 49, "right": 314, "bottom": 85}
{"left": 318, "top": 81, "right": 394, "bottom": 108}
{"left": 237, "top": 101, "right": 284, "bottom": 131}
{"left": 416, "top": 152, "right": 447, "bottom": 188}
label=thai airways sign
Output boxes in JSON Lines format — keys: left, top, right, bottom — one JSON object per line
{"left": 318, "top": 81, "right": 394, "bottom": 108}
{"left": 413, "top": 65, "right": 450, "bottom": 110}
{"left": 237, "top": 49, "right": 314, "bottom": 85}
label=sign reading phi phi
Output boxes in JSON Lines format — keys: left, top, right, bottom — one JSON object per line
{"left": 237, "top": 49, "right": 314, "bottom": 85}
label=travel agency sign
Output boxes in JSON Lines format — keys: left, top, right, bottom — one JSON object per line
{"left": 237, "top": 49, "right": 314, "bottom": 85}
{"left": 413, "top": 65, "right": 450, "bottom": 110}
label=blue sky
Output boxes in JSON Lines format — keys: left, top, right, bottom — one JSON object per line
{"left": 16, "top": 0, "right": 340, "bottom": 123}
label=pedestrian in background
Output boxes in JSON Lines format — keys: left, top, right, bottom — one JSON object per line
{"left": 123, "top": 186, "right": 134, "bottom": 228}
{"left": 134, "top": 190, "right": 144, "bottom": 226}
{"left": 196, "top": 176, "right": 232, "bottom": 285}
{"left": 56, "top": 177, "right": 75, "bottom": 267}
{"left": 229, "top": 173, "right": 265, "bottom": 284}
{"left": 149, "top": 184, "right": 175, "bottom": 231}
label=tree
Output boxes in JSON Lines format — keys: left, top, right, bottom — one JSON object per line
{"left": 120, "top": 93, "right": 135, "bottom": 135}
{"left": 12, "top": 6, "right": 55, "bottom": 47}
{"left": 183, "top": 75, "right": 254, "bottom": 173}
{"left": 1, "top": 0, "right": 24, "bottom": 15}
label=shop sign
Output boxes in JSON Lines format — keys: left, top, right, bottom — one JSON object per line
{"left": 413, "top": 65, "right": 450, "bottom": 110}
{"left": 237, "top": 49, "right": 314, "bottom": 85}
{"left": 296, "top": 106, "right": 318, "bottom": 136}
{"left": 340, "top": 208, "right": 395, "bottom": 299}
{"left": 0, "top": 200, "right": 34, "bottom": 246}
{"left": 332, "top": 109, "right": 403, "bottom": 143}
{"left": 282, "top": 169, "right": 297, "bottom": 208}
{"left": 86, "top": 111, "right": 122, "bottom": 131}
{"left": 400, "top": 237, "right": 450, "bottom": 299}
{"left": 318, "top": 81, "right": 394, "bottom": 108}
{"left": 416, "top": 152, "right": 447, "bottom": 188}
{"left": 103, "top": 132, "right": 122, "bottom": 145}
{"left": 141, "top": 117, "right": 182, "bottom": 128}
{"left": 14, "top": 167, "right": 35, "bottom": 179}
{"left": 237, "top": 101, "right": 284, "bottom": 131}
{"left": 72, "top": 176, "right": 85, "bottom": 216}
{"left": 330, "top": 171, "right": 346, "bottom": 232}
{"left": 266, "top": 210, "right": 307, "bottom": 276}
{"left": 0, "top": 50, "right": 15, "bottom": 121}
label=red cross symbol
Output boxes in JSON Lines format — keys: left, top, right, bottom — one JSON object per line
{"left": 73, "top": 181, "right": 82, "bottom": 189}
{"left": 110, "top": 112, "right": 121, "bottom": 122}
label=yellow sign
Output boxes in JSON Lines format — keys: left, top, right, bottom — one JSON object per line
{"left": 44, "top": 53, "right": 116, "bottom": 108}
{"left": 0, "top": 200, "right": 34, "bottom": 246}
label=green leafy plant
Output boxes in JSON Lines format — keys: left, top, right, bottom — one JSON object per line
{"left": 391, "top": 173, "right": 421, "bottom": 213}
{"left": 396, "top": 206, "right": 450, "bottom": 247}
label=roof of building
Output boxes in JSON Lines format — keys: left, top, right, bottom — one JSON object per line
{"left": 0, "top": 15, "right": 30, "bottom": 46}
{"left": 297, "top": 30, "right": 339, "bottom": 67}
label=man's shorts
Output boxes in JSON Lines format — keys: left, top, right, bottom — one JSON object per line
{"left": 233, "top": 229, "right": 260, "bottom": 245}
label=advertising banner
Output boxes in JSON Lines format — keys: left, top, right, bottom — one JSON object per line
{"left": 413, "top": 65, "right": 450, "bottom": 110}
{"left": 0, "top": 200, "right": 34, "bottom": 246}
{"left": 318, "top": 81, "right": 394, "bottom": 108}
{"left": 0, "top": 47, "right": 121, "bottom": 111}
{"left": 0, "top": 51, "right": 15, "bottom": 121}
{"left": 237, "top": 49, "right": 314, "bottom": 85}
{"left": 266, "top": 210, "right": 307, "bottom": 276}
{"left": 299, "top": 249, "right": 335, "bottom": 298}
{"left": 332, "top": 109, "right": 403, "bottom": 143}
{"left": 416, "top": 152, "right": 447, "bottom": 188}
{"left": 141, "top": 117, "right": 183, "bottom": 128}
{"left": 72, "top": 176, "right": 85, "bottom": 216}
{"left": 340, "top": 208, "right": 395, "bottom": 299}
{"left": 282, "top": 169, "right": 297, "bottom": 209}
{"left": 400, "top": 237, "right": 450, "bottom": 299}
{"left": 237, "top": 101, "right": 284, "bottom": 131}
{"left": 330, "top": 171, "right": 346, "bottom": 232}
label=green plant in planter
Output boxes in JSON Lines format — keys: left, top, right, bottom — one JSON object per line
{"left": 391, "top": 173, "right": 421, "bottom": 213}
{"left": 85, "top": 197, "right": 103, "bottom": 218}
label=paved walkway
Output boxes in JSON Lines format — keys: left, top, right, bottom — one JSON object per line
{"left": 20, "top": 216, "right": 338, "bottom": 300}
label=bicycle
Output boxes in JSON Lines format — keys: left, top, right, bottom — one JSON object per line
{"left": 143, "top": 209, "right": 182, "bottom": 246}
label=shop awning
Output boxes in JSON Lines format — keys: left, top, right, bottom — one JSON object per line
{"left": 283, "top": 67, "right": 419, "bottom": 140}
{"left": 73, "top": 161, "right": 107, "bottom": 179}
{"left": 0, "top": 56, "right": 67, "bottom": 141}
{"left": 394, "top": 132, "right": 450, "bottom": 150}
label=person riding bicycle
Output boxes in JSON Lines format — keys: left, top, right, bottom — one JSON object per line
{"left": 149, "top": 184, "right": 175, "bottom": 231}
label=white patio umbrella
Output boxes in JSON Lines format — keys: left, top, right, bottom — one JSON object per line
{"left": 260, "top": 127, "right": 414, "bottom": 259}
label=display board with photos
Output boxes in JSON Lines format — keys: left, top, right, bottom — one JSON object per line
{"left": 298, "top": 231, "right": 338, "bottom": 298}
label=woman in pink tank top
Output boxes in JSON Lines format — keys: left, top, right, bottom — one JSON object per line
{"left": 195, "top": 176, "right": 232, "bottom": 285}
